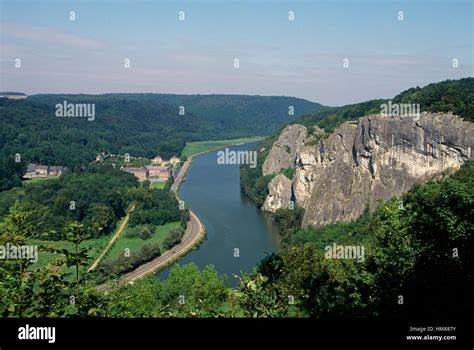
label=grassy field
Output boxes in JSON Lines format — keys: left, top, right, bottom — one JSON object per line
{"left": 181, "top": 136, "right": 265, "bottom": 157}
{"left": 22, "top": 176, "right": 60, "bottom": 185}
{"left": 102, "top": 155, "right": 150, "bottom": 167}
{"left": 103, "top": 221, "right": 181, "bottom": 261}
{"left": 150, "top": 182, "right": 166, "bottom": 190}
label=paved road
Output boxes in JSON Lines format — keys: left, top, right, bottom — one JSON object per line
{"left": 97, "top": 153, "right": 204, "bottom": 292}
{"left": 122, "top": 210, "right": 203, "bottom": 283}
{"left": 124, "top": 156, "right": 204, "bottom": 282}
{"left": 171, "top": 156, "right": 193, "bottom": 192}
{"left": 97, "top": 210, "right": 204, "bottom": 292}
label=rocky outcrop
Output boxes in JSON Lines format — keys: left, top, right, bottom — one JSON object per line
{"left": 263, "top": 112, "right": 474, "bottom": 227}
{"left": 262, "top": 124, "right": 307, "bottom": 176}
{"left": 262, "top": 174, "right": 293, "bottom": 212}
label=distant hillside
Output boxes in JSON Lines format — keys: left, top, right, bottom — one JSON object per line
{"left": 0, "top": 93, "right": 322, "bottom": 191}
{"left": 26, "top": 93, "right": 322, "bottom": 139}
{"left": 0, "top": 92, "right": 26, "bottom": 96}
{"left": 141, "top": 93, "right": 324, "bottom": 130}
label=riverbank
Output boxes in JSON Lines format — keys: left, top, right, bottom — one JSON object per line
{"left": 98, "top": 139, "right": 272, "bottom": 290}
{"left": 120, "top": 154, "right": 208, "bottom": 283}
{"left": 181, "top": 136, "right": 265, "bottom": 158}
{"left": 158, "top": 142, "right": 281, "bottom": 285}
{"left": 121, "top": 211, "right": 205, "bottom": 283}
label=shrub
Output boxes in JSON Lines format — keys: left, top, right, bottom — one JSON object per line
{"left": 99, "top": 242, "right": 161, "bottom": 276}
{"left": 125, "top": 225, "right": 153, "bottom": 240}
{"left": 163, "top": 227, "right": 185, "bottom": 250}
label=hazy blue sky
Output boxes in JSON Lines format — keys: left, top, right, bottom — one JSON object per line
{"left": 1, "top": 0, "right": 472, "bottom": 105}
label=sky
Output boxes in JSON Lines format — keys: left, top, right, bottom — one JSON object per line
{"left": 0, "top": 0, "right": 472, "bottom": 106}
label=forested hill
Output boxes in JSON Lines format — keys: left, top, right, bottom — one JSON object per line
{"left": 105, "top": 93, "right": 325, "bottom": 128}
{"left": 0, "top": 93, "right": 322, "bottom": 168}
{"left": 295, "top": 77, "right": 474, "bottom": 133}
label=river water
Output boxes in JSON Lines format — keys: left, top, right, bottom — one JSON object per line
{"left": 158, "top": 143, "right": 281, "bottom": 286}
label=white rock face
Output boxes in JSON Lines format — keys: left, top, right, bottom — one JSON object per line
{"left": 262, "top": 113, "right": 474, "bottom": 227}
{"left": 262, "top": 124, "right": 307, "bottom": 176}
{"left": 262, "top": 174, "right": 293, "bottom": 212}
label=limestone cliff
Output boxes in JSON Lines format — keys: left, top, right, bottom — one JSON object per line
{"left": 262, "top": 124, "right": 307, "bottom": 176}
{"left": 263, "top": 112, "right": 474, "bottom": 227}
{"left": 262, "top": 174, "right": 293, "bottom": 212}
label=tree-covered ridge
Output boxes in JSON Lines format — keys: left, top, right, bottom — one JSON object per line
{"left": 2, "top": 166, "right": 134, "bottom": 240}
{"left": 391, "top": 77, "right": 474, "bottom": 119}
{"left": 295, "top": 77, "right": 474, "bottom": 133}
{"left": 0, "top": 93, "right": 321, "bottom": 168}
{"left": 0, "top": 93, "right": 321, "bottom": 191}
{"left": 0, "top": 92, "right": 26, "bottom": 96}
{"left": 149, "top": 93, "right": 323, "bottom": 130}
{"left": 0, "top": 165, "right": 183, "bottom": 242}
{"left": 296, "top": 99, "right": 384, "bottom": 133}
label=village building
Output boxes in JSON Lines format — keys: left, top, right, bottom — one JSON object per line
{"left": 24, "top": 164, "right": 37, "bottom": 178}
{"left": 152, "top": 155, "right": 163, "bottom": 164}
{"left": 0, "top": 92, "right": 27, "bottom": 100}
{"left": 120, "top": 165, "right": 171, "bottom": 182}
{"left": 95, "top": 152, "right": 110, "bottom": 162}
{"left": 24, "top": 164, "right": 67, "bottom": 178}
{"left": 169, "top": 156, "right": 180, "bottom": 166}
{"left": 49, "top": 166, "right": 67, "bottom": 176}
{"left": 35, "top": 165, "right": 49, "bottom": 177}
{"left": 122, "top": 166, "right": 149, "bottom": 181}
{"left": 147, "top": 166, "right": 171, "bottom": 182}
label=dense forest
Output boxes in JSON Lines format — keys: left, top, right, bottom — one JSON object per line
{"left": 0, "top": 94, "right": 321, "bottom": 180}
{"left": 0, "top": 165, "right": 181, "bottom": 242}
{"left": 0, "top": 155, "right": 25, "bottom": 191}
{"left": 126, "top": 186, "right": 182, "bottom": 228}
{"left": 241, "top": 78, "right": 474, "bottom": 205}
{"left": 1, "top": 161, "right": 471, "bottom": 317}
{"left": 296, "top": 77, "right": 473, "bottom": 131}
{"left": 0, "top": 93, "right": 322, "bottom": 191}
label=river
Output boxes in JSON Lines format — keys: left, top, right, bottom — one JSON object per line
{"left": 158, "top": 143, "right": 281, "bottom": 286}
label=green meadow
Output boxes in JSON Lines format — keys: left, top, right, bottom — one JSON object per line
{"left": 181, "top": 136, "right": 265, "bottom": 158}
{"left": 150, "top": 182, "right": 166, "bottom": 189}
{"left": 102, "top": 221, "right": 181, "bottom": 262}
